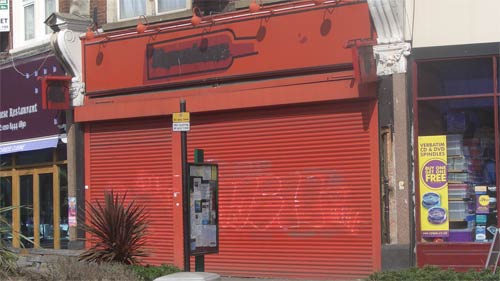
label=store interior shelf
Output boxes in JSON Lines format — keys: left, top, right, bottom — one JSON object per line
{"left": 448, "top": 198, "right": 473, "bottom": 201}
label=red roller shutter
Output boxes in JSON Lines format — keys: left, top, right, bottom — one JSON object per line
{"left": 188, "top": 100, "right": 380, "bottom": 280}
{"left": 87, "top": 117, "right": 174, "bottom": 265}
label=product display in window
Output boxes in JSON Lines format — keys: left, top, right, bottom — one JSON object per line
{"left": 445, "top": 128, "right": 497, "bottom": 242}
{"left": 419, "top": 101, "right": 498, "bottom": 243}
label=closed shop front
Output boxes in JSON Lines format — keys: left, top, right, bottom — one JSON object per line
{"left": 86, "top": 117, "right": 174, "bottom": 265}
{"left": 83, "top": 98, "right": 380, "bottom": 279}
{"left": 188, "top": 100, "right": 380, "bottom": 279}
{"left": 77, "top": 1, "right": 381, "bottom": 279}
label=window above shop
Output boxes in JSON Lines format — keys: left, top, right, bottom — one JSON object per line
{"left": 117, "top": 0, "right": 145, "bottom": 20}
{"left": 104, "top": 0, "right": 289, "bottom": 31}
{"left": 116, "top": 0, "right": 191, "bottom": 21}
{"left": 157, "top": 0, "right": 189, "bottom": 15}
{"left": 44, "top": 0, "right": 56, "bottom": 34}
{"left": 12, "top": 0, "right": 58, "bottom": 50}
{"left": 23, "top": 0, "right": 34, "bottom": 40}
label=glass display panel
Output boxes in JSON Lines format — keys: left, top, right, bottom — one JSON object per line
{"left": 418, "top": 98, "right": 497, "bottom": 243}
{"left": 59, "top": 165, "right": 68, "bottom": 249}
{"left": 16, "top": 148, "right": 53, "bottom": 166}
{"left": 20, "top": 175, "right": 34, "bottom": 247}
{"left": 0, "top": 177, "right": 12, "bottom": 245}
{"left": 56, "top": 143, "right": 67, "bottom": 161}
{"left": 0, "top": 154, "right": 13, "bottom": 168}
{"left": 418, "top": 58, "right": 493, "bottom": 97}
{"left": 39, "top": 173, "right": 54, "bottom": 249}
{"left": 498, "top": 57, "right": 500, "bottom": 92}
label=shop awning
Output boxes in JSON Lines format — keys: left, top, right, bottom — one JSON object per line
{"left": 0, "top": 135, "right": 59, "bottom": 155}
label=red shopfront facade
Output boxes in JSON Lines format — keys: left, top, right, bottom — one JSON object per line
{"left": 76, "top": 1, "right": 381, "bottom": 279}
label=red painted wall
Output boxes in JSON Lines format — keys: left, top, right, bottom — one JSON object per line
{"left": 417, "top": 243, "right": 491, "bottom": 271}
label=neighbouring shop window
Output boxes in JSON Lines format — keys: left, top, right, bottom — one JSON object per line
{"left": 59, "top": 165, "right": 68, "bottom": 249}
{"left": 0, "top": 147, "right": 66, "bottom": 249}
{"left": 56, "top": 143, "right": 67, "bottom": 162}
{"left": 118, "top": 0, "right": 146, "bottom": 20}
{"left": 39, "top": 173, "right": 54, "bottom": 248}
{"left": 20, "top": 175, "right": 34, "bottom": 247}
{"left": 0, "top": 177, "right": 12, "bottom": 245}
{"left": 0, "top": 154, "right": 12, "bottom": 168}
{"left": 417, "top": 58, "right": 498, "bottom": 244}
{"left": 497, "top": 57, "right": 500, "bottom": 90}
{"left": 418, "top": 58, "right": 493, "bottom": 97}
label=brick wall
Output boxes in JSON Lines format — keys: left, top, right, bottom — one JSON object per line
{"left": 89, "top": 0, "right": 107, "bottom": 27}
{"left": 59, "top": 0, "right": 71, "bottom": 13}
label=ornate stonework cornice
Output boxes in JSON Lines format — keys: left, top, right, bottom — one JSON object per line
{"left": 367, "top": 0, "right": 410, "bottom": 75}
{"left": 373, "top": 42, "right": 411, "bottom": 76}
{"left": 51, "top": 29, "right": 85, "bottom": 106}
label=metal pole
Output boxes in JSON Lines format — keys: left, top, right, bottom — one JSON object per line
{"left": 181, "top": 99, "right": 190, "bottom": 272}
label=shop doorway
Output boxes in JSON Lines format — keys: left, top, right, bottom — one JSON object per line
{"left": 0, "top": 166, "right": 68, "bottom": 249}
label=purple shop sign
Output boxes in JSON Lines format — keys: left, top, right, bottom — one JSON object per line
{"left": 0, "top": 53, "right": 65, "bottom": 155}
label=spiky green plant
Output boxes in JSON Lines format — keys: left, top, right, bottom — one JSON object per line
{"left": 0, "top": 206, "right": 19, "bottom": 277}
{"left": 79, "top": 191, "right": 149, "bottom": 265}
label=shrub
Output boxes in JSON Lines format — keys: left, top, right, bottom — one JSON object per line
{"left": 79, "top": 191, "right": 148, "bottom": 265}
{"left": 131, "top": 264, "right": 181, "bottom": 281}
{"left": 367, "top": 265, "right": 500, "bottom": 281}
{"left": 0, "top": 248, "right": 18, "bottom": 280}
{"left": 0, "top": 206, "right": 19, "bottom": 278}
{"left": 24, "top": 256, "right": 142, "bottom": 281}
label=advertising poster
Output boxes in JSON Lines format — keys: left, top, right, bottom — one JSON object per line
{"left": 189, "top": 163, "right": 218, "bottom": 255}
{"left": 419, "top": 135, "right": 449, "bottom": 238}
{"left": 0, "top": 0, "right": 8, "bottom": 32}
{"left": 68, "top": 197, "right": 77, "bottom": 227}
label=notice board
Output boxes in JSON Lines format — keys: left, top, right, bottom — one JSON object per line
{"left": 189, "top": 163, "right": 219, "bottom": 255}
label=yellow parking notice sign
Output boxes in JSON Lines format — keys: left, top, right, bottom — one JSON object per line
{"left": 173, "top": 112, "right": 190, "bottom": 131}
{"left": 173, "top": 112, "right": 190, "bottom": 123}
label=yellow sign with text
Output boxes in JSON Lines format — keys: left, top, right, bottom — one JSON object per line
{"left": 173, "top": 112, "right": 190, "bottom": 123}
{"left": 418, "top": 135, "right": 449, "bottom": 238}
